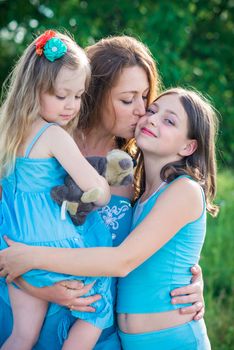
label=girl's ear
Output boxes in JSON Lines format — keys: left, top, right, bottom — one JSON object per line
{"left": 179, "top": 139, "right": 197, "bottom": 157}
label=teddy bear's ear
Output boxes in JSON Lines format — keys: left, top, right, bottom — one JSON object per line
{"left": 119, "top": 158, "right": 132, "bottom": 170}
{"left": 120, "top": 174, "right": 134, "bottom": 186}
{"left": 87, "top": 156, "right": 107, "bottom": 176}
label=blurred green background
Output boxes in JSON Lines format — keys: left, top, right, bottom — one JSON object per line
{"left": 0, "top": 1, "right": 233, "bottom": 349}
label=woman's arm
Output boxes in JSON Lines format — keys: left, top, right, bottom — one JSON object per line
{"left": 47, "top": 125, "right": 110, "bottom": 206}
{"left": 14, "top": 278, "right": 101, "bottom": 312}
{"left": 0, "top": 178, "right": 203, "bottom": 281}
{"left": 171, "top": 264, "right": 205, "bottom": 320}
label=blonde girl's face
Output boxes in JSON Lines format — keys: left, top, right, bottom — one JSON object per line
{"left": 135, "top": 93, "right": 196, "bottom": 160}
{"left": 39, "top": 66, "right": 86, "bottom": 126}
{"left": 100, "top": 66, "right": 149, "bottom": 139}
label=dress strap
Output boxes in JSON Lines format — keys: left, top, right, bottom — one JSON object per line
{"left": 25, "top": 123, "right": 57, "bottom": 158}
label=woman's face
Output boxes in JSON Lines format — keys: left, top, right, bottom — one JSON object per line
{"left": 101, "top": 66, "right": 149, "bottom": 139}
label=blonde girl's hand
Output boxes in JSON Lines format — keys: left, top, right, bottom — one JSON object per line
{"left": 0, "top": 236, "right": 34, "bottom": 282}
{"left": 170, "top": 264, "right": 205, "bottom": 320}
{"left": 14, "top": 278, "right": 101, "bottom": 312}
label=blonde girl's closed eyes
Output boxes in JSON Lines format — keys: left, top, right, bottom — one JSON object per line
{"left": 39, "top": 66, "right": 86, "bottom": 127}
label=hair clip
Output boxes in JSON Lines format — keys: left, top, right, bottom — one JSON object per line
{"left": 35, "top": 30, "right": 67, "bottom": 62}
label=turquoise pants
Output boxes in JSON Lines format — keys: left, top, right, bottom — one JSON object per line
{"left": 118, "top": 319, "right": 211, "bottom": 350}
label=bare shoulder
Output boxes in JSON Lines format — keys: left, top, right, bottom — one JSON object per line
{"left": 44, "top": 124, "right": 69, "bottom": 138}
{"left": 44, "top": 125, "right": 75, "bottom": 148}
{"left": 156, "top": 177, "right": 204, "bottom": 221}
{"left": 170, "top": 177, "right": 203, "bottom": 203}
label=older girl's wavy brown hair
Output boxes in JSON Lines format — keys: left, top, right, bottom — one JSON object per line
{"left": 134, "top": 88, "right": 219, "bottom": 217}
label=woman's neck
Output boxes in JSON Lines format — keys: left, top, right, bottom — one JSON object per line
{"left": 74, "top": 128, "right": 117, "bottom": 157}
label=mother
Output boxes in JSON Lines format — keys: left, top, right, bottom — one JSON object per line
{"left": 0, "top": 35, "right": 204, "bottom": 349}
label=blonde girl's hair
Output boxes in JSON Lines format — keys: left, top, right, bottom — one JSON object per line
{"left": 135, "top": 88, "right": 219, "bottom": 217}
{"left": 0, "top": 30, "right": 90, "bottom": 179}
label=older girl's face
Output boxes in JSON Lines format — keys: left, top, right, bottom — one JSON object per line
{"left": 101, "top": 66, "right": 149, "bottom": 139}
{"left": 135, "top": 94, "right": 197, "bottom": 160}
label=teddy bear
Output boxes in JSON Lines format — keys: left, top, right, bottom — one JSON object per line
{"left": 51, "top": 149, "right": 135, "bottom": 225}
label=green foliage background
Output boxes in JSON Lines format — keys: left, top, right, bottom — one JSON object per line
{"left": 0, "top": 1, "right": 233, "bottom": 349}
{"left": 0, "top": 0, "right": 233, "bottom": 166}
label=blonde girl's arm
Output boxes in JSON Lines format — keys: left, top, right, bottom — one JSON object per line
{"left": 0, "top": 178, "right": 203, "bottom": 281}
{"left": 45, "top": 125, "right": 110, "bottom": 206}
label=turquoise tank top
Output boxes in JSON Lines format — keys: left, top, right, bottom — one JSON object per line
{"left": 117, "top": 176, "right": 206, "bottom": 313}
{"left": 0, "top": 123, "right": 114, "bottom": 329}
{"left": 0, "top": 123, "right": 79, "bottom": 249}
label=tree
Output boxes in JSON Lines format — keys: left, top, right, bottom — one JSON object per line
{"left": 0, "top": 0, "right": 233, "bottom": 165}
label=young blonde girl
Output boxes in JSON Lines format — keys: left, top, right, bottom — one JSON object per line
{"left": 0, "top": 87, "right": 219, "bottom": 349}
{"left": 0, "top": 30, "right": 112, "bottom": 350}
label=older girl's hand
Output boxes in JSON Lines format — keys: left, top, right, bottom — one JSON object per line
{"left": 14, "top": 278, "right": 101, "bottom": 312}
{"left": 170, "top": 264, "right": 205, "bottom": 320}
{"left": 0, "top": 237, "right": 33, "bottom": 282}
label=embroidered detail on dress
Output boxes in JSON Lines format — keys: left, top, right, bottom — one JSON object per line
{"left": 99, "top": 204, "right": 130, "bottom": 233}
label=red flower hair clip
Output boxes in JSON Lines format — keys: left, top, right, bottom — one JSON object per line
{"left": 35, "top": 30, "right": 56, "bottom": 56}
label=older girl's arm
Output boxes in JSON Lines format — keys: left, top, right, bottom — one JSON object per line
{"left": 0, "top": 178, "right": 203, "bottom": 281}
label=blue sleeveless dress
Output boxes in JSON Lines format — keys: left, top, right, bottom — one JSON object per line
{"left": 0, "top": 123, "right": 112, "bottom": 330}
{"left": 0, "top": 193, "right": 133, "bottom": 349}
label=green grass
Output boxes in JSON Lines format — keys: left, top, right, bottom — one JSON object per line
{"left": 201, "top": 169, "right": 234, "bottom": 349}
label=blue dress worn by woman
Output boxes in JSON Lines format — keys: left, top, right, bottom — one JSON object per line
{"left": 0, "top": 123, "right": 113, "bottom": 332}
{"left": 117, "top": 176, "right": 211, "bottom": 350}
{"left": 0, "top": 159, "right": 133, "bottom": 348}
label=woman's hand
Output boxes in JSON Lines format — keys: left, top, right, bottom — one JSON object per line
{"left": 14, "top": 278, "right": 101, "bottom": 312}
{"left": 0, "top": 237, "right": 38, "bottom": 282}
{"left": 170, "top": 264, "right": 205, "bottom": 320}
